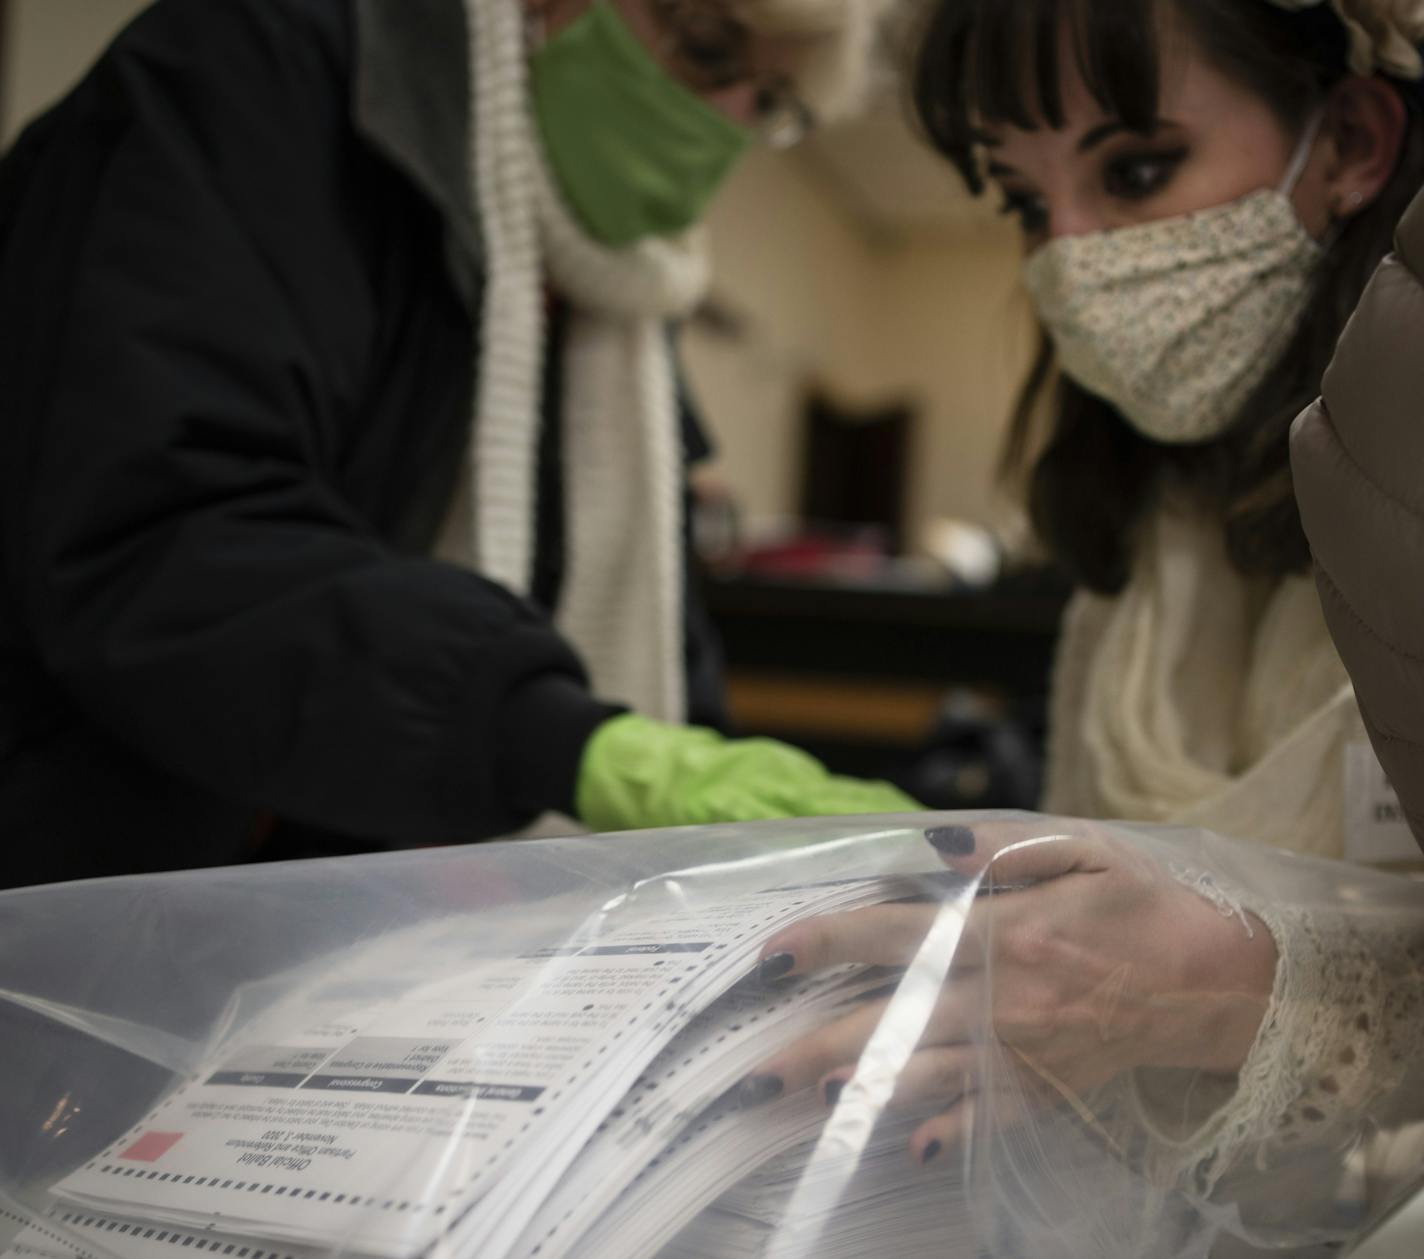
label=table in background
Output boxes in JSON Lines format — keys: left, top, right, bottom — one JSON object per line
{"left": 703, "top": 567, "right": 1070, "bottom": 787}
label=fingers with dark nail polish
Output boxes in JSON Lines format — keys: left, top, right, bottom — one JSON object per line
{"left": 822, "top": 1078, "right": 844, "bottom": 1107}
{"left": 925, "top": 826, "right": 975, "bottom": 857}
{"left": 921, "top": 1139, "right": 943, "bottom": 1165}
{"left": 738, "top": 1075, "right": 784, "bottom": 1107}
{"left": 758, "top": 952, "right": 796, "bottom": 983}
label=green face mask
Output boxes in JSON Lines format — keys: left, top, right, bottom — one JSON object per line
{"left": 531, "top": 1, "right": 752, "bottom": 247}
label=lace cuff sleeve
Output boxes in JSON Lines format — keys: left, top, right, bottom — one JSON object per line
{"left": 1128, "top": 867, "right": 1424, "bottom": 1199}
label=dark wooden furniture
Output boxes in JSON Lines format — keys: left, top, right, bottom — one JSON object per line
{"left": 703, "top": 568, "right": 1070, "bottom": 777}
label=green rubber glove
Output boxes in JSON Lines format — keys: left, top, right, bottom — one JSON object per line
{"left": 575, "top": 713, "right": 922, "bottom": 832}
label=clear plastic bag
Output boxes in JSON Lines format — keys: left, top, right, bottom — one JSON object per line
{"left": 0, "top": 812, "right": 1421, "bottom": 1258}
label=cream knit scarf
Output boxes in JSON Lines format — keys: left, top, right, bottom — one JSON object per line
{"left": 1042, "top": 504, "right": 1363, "bottom": 858}
{"left": 455, "top": 0, "right": 710, "bottom": 723}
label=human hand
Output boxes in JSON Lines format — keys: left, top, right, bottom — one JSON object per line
{"left": 741, "top": 820, "right": 1279, "bottom": 1162}
{"left": 574, "top": 713, "right": 921, "bottom": 832}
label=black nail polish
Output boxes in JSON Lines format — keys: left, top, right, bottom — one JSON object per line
{"left": 823, "top": 1078, "right": 844, "bottom": 1106}
{"left": 925, "top": 826, "right": 975, "bottom": 857}
{"left": 738, "top": 1075, "right": 784, "bottom": 1107}
{"left": 758, "top": 952, "right": 795, "bottom": 983}
{"left": 922, "top": 1140, "right": 943, "bottom": 1165}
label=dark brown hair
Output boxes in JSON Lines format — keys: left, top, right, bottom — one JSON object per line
{"left": 912, "top": 0, "right": 1424, "bottom": 593}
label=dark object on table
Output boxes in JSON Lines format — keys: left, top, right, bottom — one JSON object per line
{"left": 799, "top": 392, "right": 915, "bottom": 555}
{"left": 896, "top": 693, "right": 1046, "bottom": 811}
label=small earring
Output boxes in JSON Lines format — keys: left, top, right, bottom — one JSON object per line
{"left": 1331, "top": 191, "right": 1360, "bottom": 218}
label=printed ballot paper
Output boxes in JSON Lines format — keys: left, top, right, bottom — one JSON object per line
{"left": 31, "top": 858, "right": 971, "bottom": 1259}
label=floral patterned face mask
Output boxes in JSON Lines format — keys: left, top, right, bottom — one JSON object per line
{"left": 1022, "top": 116, "right": 1326, "bottom": 444}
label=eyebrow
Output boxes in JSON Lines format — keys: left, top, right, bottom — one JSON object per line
{"left": 1077, "top": 122, "right": 1127, "bottom": 151}
{"left": 981, "top": 118, "right": 1180, "bottom": 178}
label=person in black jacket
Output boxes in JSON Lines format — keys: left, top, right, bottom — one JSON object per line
{"left": 0, "top": 0, "right": 914, "bottom": 889}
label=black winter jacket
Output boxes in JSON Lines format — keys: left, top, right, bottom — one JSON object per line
{"left": 0, "top": 0, "right": 723, "bottom": 888}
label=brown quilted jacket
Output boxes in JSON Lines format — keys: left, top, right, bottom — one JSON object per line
{"left": 1292, "top": 189, "right": 1424, "bottom": 850}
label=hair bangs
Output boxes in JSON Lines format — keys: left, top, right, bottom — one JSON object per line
{"left": 912, "top": 0, "right": 1168, "bottom": 193}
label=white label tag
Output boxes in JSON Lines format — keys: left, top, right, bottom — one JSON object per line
{"left": 1344, "top": 740, "right": 1418, "bottom": 865}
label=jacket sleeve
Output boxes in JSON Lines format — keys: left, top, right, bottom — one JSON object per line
{"left": 1290, "top": 189, "right": 1424, "bottom": 850}
{"left": 0, "top": 0, "right": 615, "bottom": 844}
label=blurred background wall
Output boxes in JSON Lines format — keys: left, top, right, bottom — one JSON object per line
{"left": 682, "top": 102, "right": 1037, "bottom": 546}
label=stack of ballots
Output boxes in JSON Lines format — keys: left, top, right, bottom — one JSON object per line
{"left": 3, "top": 815, "right": 1422, "bottom": 1259}
{"left": 1, "top": 820, "right": 981, "bottom": 1259}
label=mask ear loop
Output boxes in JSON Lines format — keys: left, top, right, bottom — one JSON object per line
{"left": 1280, "top": 108, "right": 1341, "bottom": 248}
{"left": 1279, "top": 108, "right": 1325, "bottom": 196}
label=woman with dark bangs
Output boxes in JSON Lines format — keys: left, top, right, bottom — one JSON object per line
{"left": 742, "top": 0, "right": 1424, "bottom": 1224}
{"left": 926, "top": 0, "right": 1424, "bottom": 861}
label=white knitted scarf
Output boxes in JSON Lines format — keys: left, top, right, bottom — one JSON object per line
{"left": 455, "top": 0, "right": 710, "bottom": 723}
